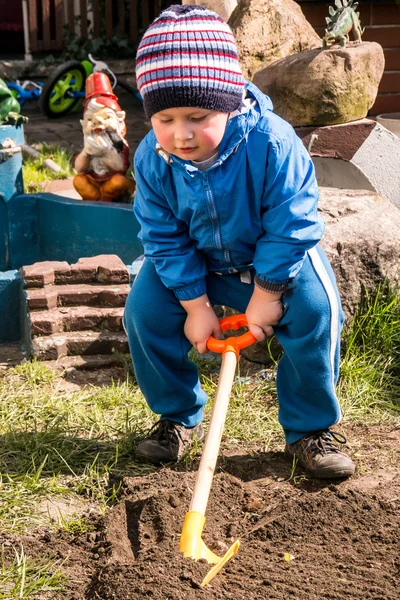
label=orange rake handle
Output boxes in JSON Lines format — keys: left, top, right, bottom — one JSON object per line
{"left": 207, "top": 314, "right": 256, "bottom": 356}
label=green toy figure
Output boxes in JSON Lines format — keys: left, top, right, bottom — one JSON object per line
{"left": 0, "top": 78, "right": 27, "bottom": 126}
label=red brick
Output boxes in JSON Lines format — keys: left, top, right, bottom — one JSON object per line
{"left": 371, "top": 4, "right": 400, "bottom": 26}
{"left": 76, "top": 255, "right": 129, "bottom": 284}
{"left": 57, "top": 284, "right": 130, "bottom": 307}
{"left": 26, "top": 283, "right": 130, "bottom": 309}
{"left": 379, "top": 71, "right": 400, "bottom": 93}
{"left": 26, "top": 289, "right": 58, "bottom": 310}
{"left": 369, "top": 93, "right": 400, "bottom": 115}
{"left": 98, "top": 288, "right": 130, "bottom": 307}
{"left": 30, "top": 307, "right": 124, "bottom": 336}
{"left": 32, "top": 331, "right": 128, "bottom": 359}
{"left": 32, "top": 336, "right": 68, "bottom": 360}
{"left": 42, "top": 354, "right": 125, "bottom": 370}
{"left": 62, "top": 307, "right": 124, "bottom": 332}
{"left": 22, "top": 261, "right": 69, "bottom": 288}
{"left": 30, "top": 312, "right": 63, "bottom": 336}
{"left": 383, "top": 48, "right": 400, "bottom": 70}
{"left": 363, "top": 25, "right": 400, "bottom": 48}
{"left": 54, "top": 265, "right": 96, "bottom": 285}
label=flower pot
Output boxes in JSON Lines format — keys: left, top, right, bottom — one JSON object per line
{"left": 376, "top": 112, "right": 400, "bottom": 138}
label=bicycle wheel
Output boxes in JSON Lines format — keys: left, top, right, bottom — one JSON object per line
{"left": 40, "top": 61, "right": 87, "bottom": 118}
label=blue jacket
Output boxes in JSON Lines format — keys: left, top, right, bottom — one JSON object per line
{"left": 133, "top": 82, "right": 324, "bottom": 301}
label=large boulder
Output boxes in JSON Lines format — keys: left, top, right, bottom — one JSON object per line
{"left": 319, "top": 187, "right": 400, "bottom": 317}
{"left": 253, "top": 42, "right": 385, "bottom": 126}
{"left": 229, "top": 0, "right": 321, "bottom": 80}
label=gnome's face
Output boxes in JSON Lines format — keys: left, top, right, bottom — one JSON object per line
{"left": 81, "top": 105, "right": 126, "bottom": 138}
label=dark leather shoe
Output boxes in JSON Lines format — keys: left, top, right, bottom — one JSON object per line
{"left": 135, "top": 419, "right": 204, "bottom": 465}
{"left": 285, "top": 430, "right": 355, "bottom": 478}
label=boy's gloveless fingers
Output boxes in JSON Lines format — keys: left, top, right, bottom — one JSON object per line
{"left": 248, "top": 322, "right": 274, "bottom": 342}
{"left": 196, "top": 324, "right": 223, "bottom": 355}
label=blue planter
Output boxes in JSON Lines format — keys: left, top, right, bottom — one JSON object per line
{"left": 0, "top": 125, "right": 142, "bottom": 342}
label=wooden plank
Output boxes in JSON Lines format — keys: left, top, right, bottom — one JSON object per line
{"left": 129, "top": 0, "right": 138, "bottom": 45}
{"left": 54, "top": 0, "right": 64, "bottom": 49}
{"left": 92, "top": 0, "right": 100, "bottom": 38}
{"left": 67, "top": 0, "right": 75, "bottom": 33}
{"left": 118, "top": 0, "right": 125, "bottom": 36}
{"left": 80, "top": 0, "right": 88, "bottom": 39}
{"left": 142, "top": 0, "right": 150, "bottom": 29}
{"left": 28, "top": 0, "right": 39, "bottom": 52}
{"left": 42, "top": 0, "right": 51, "bottom": 46}
{"left": 105, "top": 0, "right": 113, "bottom": 40}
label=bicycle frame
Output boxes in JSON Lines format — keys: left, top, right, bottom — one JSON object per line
{"left": 7, "top": 81, "right": 43, "bottom": 107}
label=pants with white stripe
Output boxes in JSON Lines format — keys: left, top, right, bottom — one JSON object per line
{"left": 123, "top": 244, "right": 345, "bottom": 444}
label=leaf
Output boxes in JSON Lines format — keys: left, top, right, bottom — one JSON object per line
{"left": 329, "top": 6, "right": 335, "bottom": 16}
{"left": 335, "top": 0, "right": 343, "bottom": 8}
{"left": 284, "top": 553, "right": 295, "bottom": 562}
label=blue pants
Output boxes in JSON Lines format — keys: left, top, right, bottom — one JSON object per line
{"left": 123, "top": 245, "right": 345, "bottom": 444}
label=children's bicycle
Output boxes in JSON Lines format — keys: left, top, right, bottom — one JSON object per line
{"left": 6, "top": 80, "right": 43, "bottom": 107}
{"left": 39, "top": 54, "right": 142, "bottom": 118}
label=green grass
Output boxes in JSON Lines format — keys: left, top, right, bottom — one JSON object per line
{"left": 22, "top": 143, "right": 75, "bottom": 193}
{"left": 0, "top": 284, "right": 399, "bottom": 595}
{"left": 338, "top": 283, "right": 400, "bottom": 422}
{"left": 0, "top": 546, "right": 66, "bottom": 599}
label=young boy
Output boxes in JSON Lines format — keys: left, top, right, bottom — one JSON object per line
{"left": 123, "top": 4, "right": 355, "bottom": 479}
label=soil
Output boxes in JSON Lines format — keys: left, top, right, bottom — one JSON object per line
{"left": 1, "top": 367, "right": 399, "bottom": 599}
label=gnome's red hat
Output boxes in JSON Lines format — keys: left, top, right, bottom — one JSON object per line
{"left": 84, "top": 72, "right": 121, "bottom": 112}
{"left": 83, "top": 72, "right": 126, "bottom": 136}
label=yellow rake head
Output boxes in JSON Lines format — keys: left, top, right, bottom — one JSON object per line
{"left": 180, "top": 510, "right": 240, "bottom": 588}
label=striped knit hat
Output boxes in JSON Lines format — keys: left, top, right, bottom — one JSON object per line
{"left": 136, "top": 4, "right": 245, "bottom": 118}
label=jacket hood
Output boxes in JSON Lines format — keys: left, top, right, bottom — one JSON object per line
{"left": 217, "top": 81, "right": 273, "bottom": 160}
{"left": 145, "top": 82, "right": 274, "bottom": 175}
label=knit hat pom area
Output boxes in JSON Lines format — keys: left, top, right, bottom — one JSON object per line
{"left": 136, "top": 4, "right": 245, "bottom": 118}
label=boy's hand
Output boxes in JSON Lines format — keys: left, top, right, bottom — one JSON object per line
{"left": 180, "top": 295, "right": 222, "bottom": 354}
{"left": 246, "top": 286, "right": 283, "bottom": 342}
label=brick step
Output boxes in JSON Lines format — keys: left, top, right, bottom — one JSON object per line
{"left": 42, "top": 354, "right": 128, "bottom": 371}
{"left": 22, "top": 255, "right": 129, "bottom": 288}
{"left": 32, "top": 331, "right": 129, "bottom": 361}
{"left": 26, "top": 283, "right": 130, "bottom": 311}
{"left": 30, "top": 307, "right": 125, "bottom": 336}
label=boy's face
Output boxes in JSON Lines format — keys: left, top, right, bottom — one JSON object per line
{"left": 151, "top": 107, "right": 229, "bottom": 162}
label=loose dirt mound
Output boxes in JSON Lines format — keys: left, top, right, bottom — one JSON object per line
{"left": 86, "top": 434, "right": 400, "bottom": 600}
{"left": 2, "top": 424, "right": 398, "bottom": 598}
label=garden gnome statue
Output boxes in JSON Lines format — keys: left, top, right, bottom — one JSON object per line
{"left": 73, "top": 72, "right": 135, "bottom": 202}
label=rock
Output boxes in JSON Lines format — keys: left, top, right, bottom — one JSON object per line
{"left": 319, "top": 188, "right": 400, "bottom": 317}
{"left": 229, "top": 0, "right": 320, "bottom": 80}
{"left": 253, "top": 42, "right": 384, "bottom": 126}
{"left": 182, "top": 0, "right": 238, "bottom": 21}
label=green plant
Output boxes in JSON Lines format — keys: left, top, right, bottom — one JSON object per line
{"left": 338, "top": 282, "right": 400, "bottom": 420}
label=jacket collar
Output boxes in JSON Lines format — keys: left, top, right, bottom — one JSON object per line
{"left": 149, "top": 82, "right": 273, "bottom": 176}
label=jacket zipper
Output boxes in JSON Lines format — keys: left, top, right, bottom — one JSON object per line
{"left": 202, "top": 172, "right": 223, "bottom": 250}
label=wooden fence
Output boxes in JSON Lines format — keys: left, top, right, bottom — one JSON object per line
{"left": 27, "top": 0, "right": 177, "bottom": 53}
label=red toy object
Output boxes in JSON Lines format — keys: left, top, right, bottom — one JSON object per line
{"left": 73, "top": 72, "right": 135, "bottom": 202}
